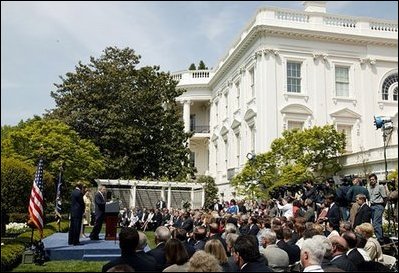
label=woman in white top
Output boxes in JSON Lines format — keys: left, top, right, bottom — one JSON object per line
{"left": 276, "top": 197, "right": 294, "bottom": 219}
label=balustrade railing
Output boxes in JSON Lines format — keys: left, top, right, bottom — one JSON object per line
{"left": 190, "top": 125, "right": 210, "bottom": 133}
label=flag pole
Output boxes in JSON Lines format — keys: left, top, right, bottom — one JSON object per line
{"left": 55, "top": 161, "right": 63, "bottom": 232}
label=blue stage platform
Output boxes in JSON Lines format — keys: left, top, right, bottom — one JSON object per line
{"left": 42, "top": 233, "right": 121, "bottom": 261}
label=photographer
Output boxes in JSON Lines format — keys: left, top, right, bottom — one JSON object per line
{"left": 335, "top": 179, "right": 351, "bottom": 221}
{"left": 367, "top": 173, "right": 387, "bottom": 242}
{"left": 276, "top": 196, "right": 294, "bottom": 219}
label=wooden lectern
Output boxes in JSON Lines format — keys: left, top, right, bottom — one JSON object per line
{"left": 105, "top": 201, "right": 120, "bottom": 240}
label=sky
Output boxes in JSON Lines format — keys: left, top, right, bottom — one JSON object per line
{"left": 1, "top": 1, "right": 398, "bottom": 126}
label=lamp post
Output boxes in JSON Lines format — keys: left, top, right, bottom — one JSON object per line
{"left": 373, "top": 116, "right": 396, "bottom": 237}
{"left": 373, "top": 116, "right": 394, "bottom": 180}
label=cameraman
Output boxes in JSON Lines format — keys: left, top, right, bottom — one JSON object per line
{"left": 301, "top": 180, "right": 317, "bottom": 203}
{"left": 335, "top": 179, "right": 351, "bottom": 221}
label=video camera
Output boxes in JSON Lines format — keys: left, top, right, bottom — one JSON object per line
{"left": 270, "top": 184, "right": 303, "bottom": 199}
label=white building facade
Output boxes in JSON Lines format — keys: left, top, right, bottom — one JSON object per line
{"left": 174, "top": 2, "right": 398, "bottom": 199}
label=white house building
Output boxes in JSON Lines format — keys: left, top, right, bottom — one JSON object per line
{"left": 174, "top": 1, "right": 398, "bottom": 199}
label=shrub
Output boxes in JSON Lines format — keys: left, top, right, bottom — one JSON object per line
{"left": 0, "top": 241, "right": 25, "bottom": 272}
{"left": 1, "top": 220, "right": 69, "bottom": 271}
{"left": 1, "top": 157, "right": 54, "bottom": 214}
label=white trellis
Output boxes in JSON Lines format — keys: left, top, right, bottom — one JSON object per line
{"left": 94, "top": 179, "right": 205, "bottom": 210}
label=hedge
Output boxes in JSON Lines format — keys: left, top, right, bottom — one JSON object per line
{"left": 1, "top": 220, "right": 69, "bottom": 271}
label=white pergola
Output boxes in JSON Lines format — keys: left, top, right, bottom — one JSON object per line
{"left": 95, "top": 179, "right": 205, "bottom": 209}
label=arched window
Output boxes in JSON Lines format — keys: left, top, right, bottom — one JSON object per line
{"left": 382, "top": 73, "right": 398, "bottom": 101}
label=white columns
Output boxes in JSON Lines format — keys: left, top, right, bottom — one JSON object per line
{"left": 161, "top": 187, "right": 165, "bottom": 201}
{"left": 167, "top": 185, "right": 172, "bottom": 209}
{"left": 131, "top": 182, "right": 137, "bottom": 209}
{"left": 201, "top": 186, "right": 205, "bottom": 208}
{"left": 183, "top": 100, "right": 191, "bottom": 132}
{"left": 190, "top": 188, "right": 195, "bottom": 209}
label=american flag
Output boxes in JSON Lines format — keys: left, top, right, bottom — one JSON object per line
{"left": 55, "top": 170, "right": 62, "bottom": 223}
{"left": 28, "top": 158, "right": 44, "bottom": 238}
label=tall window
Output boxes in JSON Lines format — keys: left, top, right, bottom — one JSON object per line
{"left": 335, "top": 66, "right": 349, "bottom": 97}
{"left": 382, "top": 73, "right": 398, "bottom": 101}
{"left": 337, "top": 124, "right": 352, "bottom": 152}
{"left": 236, "top": 81, "right": 240, "bottom": 109}
{"left": 236, "top": 133, "right": 241, "bottom": 167}
{"left": 190, "top": 114, "right": 196, "bottom": 132}
{"left": 190, "top": 152, "right": 196, "bottom": 167}
{"left": 224, "top": 93, "right": 228, "bottom": 118}
{"left": 215, "top": 101, "right": 219, "bottom": 124}
{"left": 224, "top": 139, "right": 228, "bottom": 168}
{"left": 287, "top": 62, "right": 301, "bottom": 93}
{"left": 287, "top": 121, "right": 304, "bottom": 131}
{"left": 249, "top": 68, "right": 255, "bottom": 97}
{"left": 250, "top": 126, "right": 256, "bottom": 153}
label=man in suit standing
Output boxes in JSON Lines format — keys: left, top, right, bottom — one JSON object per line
{"left": 320, "top": 194, "right": 341, "bottom": 231}
{"left": 353, "top": 194, "right": 372, "bottom": 228}
{"left": 68, "top": 182, "right": 85, "bottom": 245}
{"left": 156, "top": 198, "right": 166, "bottom": 210}
{"left": 90, "top": 184, "right": 107, "bottom": 240}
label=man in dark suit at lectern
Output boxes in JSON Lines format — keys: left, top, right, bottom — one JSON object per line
{"left": 90, "top": 185, "right": 107, "bottom": 240}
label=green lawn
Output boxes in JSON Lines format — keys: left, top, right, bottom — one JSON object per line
{"left": 11, "top": 231, "right": 156, "bottom": 272}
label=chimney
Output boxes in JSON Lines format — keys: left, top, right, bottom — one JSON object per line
{"left": 302, "top": 1, "right": 327, "bottom": 13}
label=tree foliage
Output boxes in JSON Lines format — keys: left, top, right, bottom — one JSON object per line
{"left": 197, "top": 60, "right": 208, "bottom": 70}
{"left": 1, "top": 157, "right": 53, "bottom": 214}
{"left": 48, "top": 46, "right": 195, "bottom": 180}
{"left": 197, "top": 175, "right": 218, "bottom": 209}
{"left": 1, "top": 117, "right": 105, "bottom": 185}
{"left": 188, "top": 63, "right": 196, "bottom": 70}
{"left": 231, "top": 125, "right": 346, "bottom": 199}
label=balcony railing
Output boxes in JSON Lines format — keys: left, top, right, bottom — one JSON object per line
{"left": 190, "top": 125, "right": 210, "bottom": 133}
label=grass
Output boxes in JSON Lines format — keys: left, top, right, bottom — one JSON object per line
{"left": 12, "top": 261, "right": 106, "bottom": 272}
{"left": 11, "top": 231, "right": 156, "bottom": 272}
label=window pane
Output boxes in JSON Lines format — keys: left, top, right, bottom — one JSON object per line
{"left": 287, "top": 62, "right": 301, "bottom": 93}
{"left": 336, "top": 83, "right": 349, "bottom": 97}
{"left": 337, "top": 125, "right": 352, "bottom": 152}
{"left": 287, "top": 121, "right": 304, "bottom": 130}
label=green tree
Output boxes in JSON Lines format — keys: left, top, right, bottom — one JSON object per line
{"left": 197, "top": 60, "right": 208, "bottom": 70}
{"left": 1, "top": 117, "right": 105, "bottom": 185}
{"left": 231, "top": 125, "right": 346, "bottom": 199}
{"left": 1, "top": 157, "right": 53, "bottom": 214}
{"left": 197, "top": 175, "right": 218, "bottom": 209}
{"left": 188, "top": 63, "right": 196, "bottom": 70}
{"left": 48, "top": 46, "right": 195, "bottom": 180}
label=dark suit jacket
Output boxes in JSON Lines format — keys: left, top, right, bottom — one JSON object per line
{"left": 181, "top": 217, "right": 194, "bottom": 233}
{"left": 277, "top": 240, "right": 300, "bottom": 265}
{"left": 347, "top": 248, "right": 365, "bottom": 267}
{"left": 330, "top": 254, "right": 357, "bottom": 272}
{"left": 326, "top": 203, "right": 341, "bottom": 230}
{"left": 353, "top": 204, "right": 371, "bottom": 228}
{"left": 102, "top": 252, "right": 157, "bottom": 272}
{"left": 156, "top": 200, "right": 166, "bottom": 209}
{"left": 240, "top": 256, "right": 273, "bottom": 272}
{"left": 71, "top": 188, "right": 84, "bottom": 218}
{"left": 148, "top": 242, "right": 166, "bottom": 271}
{"left": 94, "top": 191, "right": 106, "bottom": 218}
{"left": 248, "top": 224, "right": 260, "bottom": 236}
